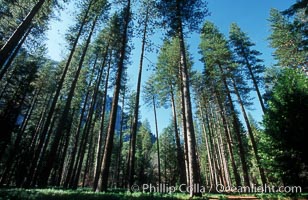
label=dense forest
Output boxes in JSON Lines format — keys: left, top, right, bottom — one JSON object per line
{"left": 0, "top": 0, "right": 307, "bottom": 198}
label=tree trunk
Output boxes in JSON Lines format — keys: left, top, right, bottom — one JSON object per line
{"left": 170, "top": 86, "right": 186, "bottom": 184}
{"left": 96, "top": 0, "right": 131, "bottom": 192}
{"left": 218, "top": 64, "right": 250, "bottom": 186}
{"left": 115, "top": 88, "right": 126, "bottom": 187}
{"left": 242, "top": 50, "right": 265, "bottom": 113}
{"left": 213, "top": 90, "right": 241, "bottom": 187}
{"left": 92, "top": 51, "right": 111, "bottom": 190}
{"left": 82, "top": 120, "right": 96, "bottom": 187}
{"left": 0, "top": 0, "right": 46, "bottom": 68}
{"left": 231, "top": 77, "right": 267, "bottom": 185}
{"left": 152, "top": 95, "right": 161, "bottom": 185}
{"left": 0, "top": 26, "right": 32, "bottom": 81}
{"left": 179, "top": 79, "right": 190, "bottom": 185}
{"left": 26, "top": 1, "right": 93, "bottom": 188}
{"left": 0, "top": 88, "right": 40, "bottom": 185}
{"left": 38, "top": 15, "right": 98, "bottom": 187}
{"left": 177, "top": 11, "right": 201, "bottom": 196}
{"left": 198, "top": 100, "right": 214, "bottom": 189}
{"left": 128, "top": 4, "right": 149, "bottom": 189}
{"left": 63, "top": 56, "right": 97, "bottom": 188}
{"left": 71, "top": 45, "right": 106, "bottom": 189}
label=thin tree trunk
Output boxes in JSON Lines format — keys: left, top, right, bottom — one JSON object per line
{"left": 82, "top": 121, "right": 96, "bottom": 187}
{"left": 63, "top": 57, "right": 97, "bottom": 188}
{"left": 210, "top": 112, "right": 224, "bottom": 186}
{"left": 0, "top": 26, "right": 32, "bottom": 81}
{"left": 231, "top": 77, "right": 267, "bottom": 185}
{"left": 0, "top": 0, "right": 46, "bottom": 68}
{"left": 0, "top": 88, "right": 40, "bottom": 185}
{"left": 180, "top": 80, "right": 190, "bottom": 185}
{"left": 218, "top": 125, "right": 231, "bottom": 187}
{"left": 115, "top": 88, "right": 126, "bottom": 187}
{"left": 198, "top": 101, "right": 214, "bottom": 189}
{"left": 215, "top": 125, "right": 227, "bottom": 186}
{"left": 176, "top": 11, "right": 201, "bottom": 196}
{"left": 92, "top": 51, "right": 111, "bottom": 190}
{"left": 152, "top": 96, "right": 161, "bottom": 185}
{"left": 128, "top": 4, "right": 149, "bottom": 189}
{"left": 242, "top": 51, "right": 265, "bottom": 113}
{"left": 170, "top": 86, "right": 186, "bottom": 184}
{"left": 24, "top": 1, "right": 93, "bottom": 188}
{"left": 213, "top": 90, "right": 241, "bottom": 187}
{"left": 218, "top": 64, "right": 250, "bottom": 186}
{"left": 38, "top": 15, "right": 98, "bottom": 187}
{"left": 71, "top": 49, "right": 105, "bottom": 189}
{"left": 97, "top": 0, "right": 131, "bottom": 192}
{"left": 55, "top": 121, "right": 72, "bottom": 187}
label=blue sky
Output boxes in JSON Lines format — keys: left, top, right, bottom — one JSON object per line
{"left": 46, "top": 0, "right": 295, "bottom": 135}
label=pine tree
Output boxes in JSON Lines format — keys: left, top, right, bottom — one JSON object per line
{"left": 97, "top": 0, "right": 131, "bottom": 192}
{"left": 199, "top": 21, "right": 250, "bottom": 186}
{"left": 262, "top": 68, "right": 308, "bottom": 187}
{"left": 143, "top": 76, "right": 161, "bottom": 185}
{"left": 155, "top": 0, "right": 209, "bottom": 196}
{"left": 229, "top": 23, "right": 265, "bottom": 113}
{"left": 268, "top": 9, "right": 307, "bottom": 74}
{"left": 127, "top": 0, "right": 156, "bottom": 188}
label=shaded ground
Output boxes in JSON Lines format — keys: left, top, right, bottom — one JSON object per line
{"left": 0, "top": 188, "right": 307, "bottom": 200}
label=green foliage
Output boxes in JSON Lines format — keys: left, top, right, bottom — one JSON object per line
{"left": 155, "top": 0, "right": 209, "bottom": 36}
{"left": 1, "top": 188, "right": 307, "bottom": 200}
{"left": 154, "top": 36, "right": 193, "bottom": 107}
{"left": 159, "top": 124, "right": 178, "bottom": 184}
{"left": 135, "top": 120, "right": 154, "bottom": 184}
{"left": 268, "top": 9, "right": 307, "bottom": 70}
{"left": 229, "top": 22, "right": 265, "bottom": 88}
{"left": 261, "top": 68, "right": 308, "bottom": 186}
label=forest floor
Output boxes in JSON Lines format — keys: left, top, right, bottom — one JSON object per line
{"left": 0, "top": 188, "right": 307, "bottom": 200}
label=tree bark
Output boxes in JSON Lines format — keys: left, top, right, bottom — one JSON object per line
{"left": 176, "top": 9, "right": 201, "bottom": 196}
{"left": 231, "top": 77, "right": 267, "bottom": 185}
{"left": 242, "top": 50, "right": 265, "bottom": 113}
{"left": 0, "top": 26, "right": 32, "bottom": 81}
{"left": 0, "top": 0, "right": 46, "bottom": 68}
{"left": 128, "top": 4, "right": 149, "bottom": 189}
{"left": 38, "top": 15, "right": 98, "bottom": 187}
{"left": 25, "top": 1, "right": 93, "bottom": 187}
{"left": 218, "top": 64, "right": 250, "bottom": 186}
{"left": 152, "top": 95, "right": 161, "bottom": 185}
{"left": 170, "top": 86, "right": 186, "bottom": 184}
{"left": 96, "top": 0, "right": 131, "bottom": 192}
{"left": 93, "top": 49, "right": 112, "bottom": 190}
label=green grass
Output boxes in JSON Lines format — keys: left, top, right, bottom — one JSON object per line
{"left": 0, "top": 188, "right": 307, "bottom": 200}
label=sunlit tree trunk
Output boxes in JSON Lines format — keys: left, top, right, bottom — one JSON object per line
{"left": 38, "top": 15, "right": 98, "bottom": 187}
{"left": 231, "top": 77, "right": 267, "bottom": 185}
{"left": 198, "top": 100, "right": 214, "bottom": 188}
{"left": 128, "top": 5, "right": 149, "bottom": 187}
{"left": 96, "top": 0, "right": 131, "bottom": 192}
{"left": 170, "top": 86, "right": 186, "bottom": 184}
{"left": 177, "top": 12, "right": 201, "bottom": 196}
{"left": 218, "top": 64, "right": 250, "bottom": 186}
{"left": 93, "top": 50, "right": 111, "bottom": 190}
